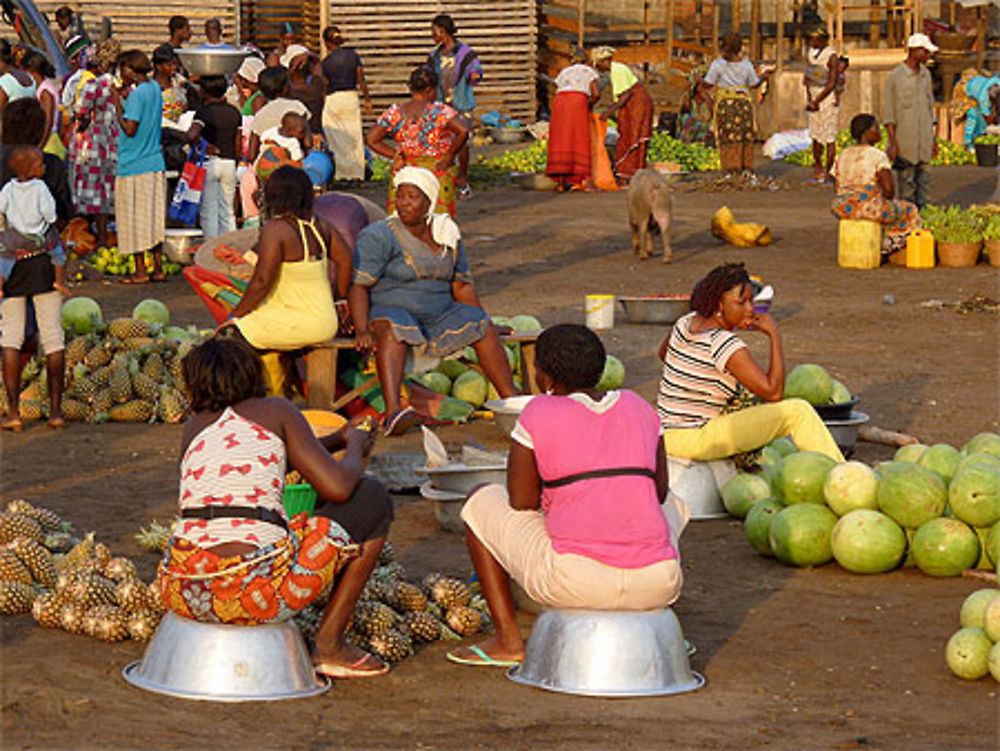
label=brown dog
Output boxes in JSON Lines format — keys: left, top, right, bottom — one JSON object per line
{"left": 627, "top": 169, "right": 673, "bottom": 263}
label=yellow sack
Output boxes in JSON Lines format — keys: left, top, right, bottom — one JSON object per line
{"left": 711, "top": 206, "right": 773, "bottom": 247}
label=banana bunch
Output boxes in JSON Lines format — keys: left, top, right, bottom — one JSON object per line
{"left": 711, "top": 206, "right": 773, "bottom": 247}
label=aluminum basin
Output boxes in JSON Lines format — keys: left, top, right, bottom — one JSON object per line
{"left": 823, "top": 410, "right": 870, "bottom": 459}
{"left": 419, "top": 481, "right": 466, "bottom": 533}
{"left": 176, "top": 49, "right": 251, "bottom": 77}
{"left": 423, "top": 463, "right": 507, "bottom": 495}
{"left": 508, "top": 608, "right": 704, "bottom": 697}
{"left": 485, "top": 395, "right": 535, "bottom": 436}
{"left": 619, "top": 296, "right": 691, "bottom": 325}
{"left": 123, "top": 612, "right": 328, "bottom": 702}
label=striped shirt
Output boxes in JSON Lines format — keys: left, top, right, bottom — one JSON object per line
{"left": 657, "top": 312, "right": 747, "bottom": 428}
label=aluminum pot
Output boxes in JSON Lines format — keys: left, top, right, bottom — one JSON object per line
{"left": 163, "top": 228, "right": 203, "bottom": 266}
{"left": 419, "top": 481, "right": 466, "bottom": 534}
{"left": 618, "top": 295, "right": 691, "bottom": 325}
{"left": 485, "top": 395, "right": 535, "bottom": 436}
{"left": 176, "top": 49, "right": 251, "bottom": 77}
{"left": 122, "top": 612, "right": 329, "bottom": 702}
{"left": 508, "top": 608, "right": 705, "bottom": 697}
{"left": 423, "top": 463, "right": 507, "bottom": 495}
{"left": 823, "top": 411, "right": 870, "bottom": 459}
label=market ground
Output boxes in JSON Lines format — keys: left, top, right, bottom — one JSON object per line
{"left": 2, "top": 164, "right": 999, "bottom": 751}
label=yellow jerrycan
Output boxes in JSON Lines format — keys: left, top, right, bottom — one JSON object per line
{"left": 906, "top": 229, "right": 935, "bottom": 269}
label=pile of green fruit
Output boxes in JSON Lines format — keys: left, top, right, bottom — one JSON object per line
{"left": 973, "top": 134, "right": 1000, "bottom": 145}
{"left": 646, "top": 133, "right": 721, "bottom": 172}
{"left": 921, "top": 204, "right": 989, "bottom": 244}
{"left": 3, "top": 296, "right": 206, "bottom": 425}
{"left": 946, "top": 588, "right": 1000, "bottom": 683}
{"left": 85, "top": 246, "right": 183, "bottom": 278}
{"left": 784, "top": 127, "right": 974, "bottom": 167}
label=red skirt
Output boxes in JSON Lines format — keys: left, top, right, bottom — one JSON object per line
{"left": 615, "top": 83, "right": 654, "bottom": 179}
{"left": 546, "top": 91, "right": 591, "bottom": 185}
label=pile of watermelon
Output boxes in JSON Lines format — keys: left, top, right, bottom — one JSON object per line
{"left": 724, "top": 432, "right": 1000, "bottom": 577}
{"left": 946, "top": 588, "right": 1000, "bottom": 682}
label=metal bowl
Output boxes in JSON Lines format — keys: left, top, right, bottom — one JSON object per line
{"left": 666, "top": 457, "right": 728, "bottom": 520}
{"left": 813, "top": 396, "right": 860, "bottom": 422}
{"left": 512, "top": 172, "right": 558, "bottom": 191}
{"left": 422, "top": 463, "right": 507, "bottom": 495}
{"left": 122, "top": 612, "right": 329, "bottom": 702}
{"left": 484, "top": 395, "right": 535, "bottom": 436}
{"left": 419, "top": 481, "right": 467, "bottom": 533}
{"left": 163, "top": 228, "right": 203, "bottom": 266}
{"left": 823, "top": 411, "right": 870, "bottom": 459}
{"left": 619, "top": 296, "right": 691, "bottom": 325}
{"left": 176, "top": 48, "right": 251, "bottom": 77}
{"left": 508, "top": 608, "right": 705, "bottom": 697}
{"left": 490, "top": 126, "right": 526, "bottom": 144}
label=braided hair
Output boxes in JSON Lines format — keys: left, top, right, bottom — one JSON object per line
{"left": 690, "top": 263, "right": 751, "bottom": 317}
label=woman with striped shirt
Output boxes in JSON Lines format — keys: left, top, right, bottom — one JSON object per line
{"left": 657, "top": 263, "right": 842, "bottom": 462}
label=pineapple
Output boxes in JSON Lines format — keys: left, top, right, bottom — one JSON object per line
{"left": 421, "top": 572, "right": 445, "bottom": 593}
{"left": 108, "top": 399, "right": 154, "bottom": 422}
{"left": 64, "top": 335, "right": 90, "bottom": 368}
{"left": 169, "top": 355, "right": 185, "bottom": 390}
{"left": 158, "top": 387, "right": 188, "bottom": 424}
{"left": 93, "top": 542, "right": 112, "bottom": 570}
{"left": 376, "top": 561, "right": 407, "bottom": 584}
{"left": 0, "top": 580, "right": 35, "bottom": 614}
{"left": 0, "top": 513, "right": 43, "bottom": 544}
{"left": 377, "top": 541, "right": 396, "bottom": 567}
{"left": 18, "top": 396, "right": 44, "bottom": 421}
{"left": 445, "top": 605, "right": 483, "bottom": 637}
{"left": 126, "top": 609, "right": 159, "bottom": 641}
{"left": 368, "top": 628, "right": 412, "bottom": 663}
{"left": 90, "top": 364, "right": 113, "bottom": 387}
{"left": 108, "top": 318, "right": 149, "bottom": 340}
{"left": 135, "top": 519, "right": 174, "bottom": 553}
{"left": 32, "top": 592, "right": 65, "bottom": 628}
{"left": 393, "top": 581, "right": 428, "bottom": 612}
{"left": 70, "top": 373, "right": 98, "bottom": 402}
{"left": 146, "top": 580, "right": 167, "bottom": 614}
{"left": 6, "top": 499, "right": 64, "bottom": 531}
{"left": 352, "top": 601, "right": 397, "bottom": 637}
{"left": 92, "top": 388, "right": 113, "bottom": 413}
{"left": 0, "top": 548, "right": 32, "bottom": 584}
{"left": 122, "top": 336, "right": 156, "bottom": 352}
{"left": 115, "top": 577, "right": 150, "bottom": 613}
{"left": 430, "top": 577, "right": 471, "bottom": 609}
{"left": 142, "top": 352, "right": 165, "bottom": 382}
{"left": 345, "top": 625, "right": 370, "bottom": 651}
{"left": 67, "top": 572, "right": 117, "bottom": 608}
{"left": 403, "top": 610, "right": 442, "bottom": 643}
{"left": 104, "top": 557, "right": 137, "bottom": 582}
{"left": 58, "top": 601, "right": 85, "bottom": 633}
{"left": 43, "top": 532, "right": 74, "bottom": 553}
{"left": 83, "top": 342, "right": 112, "bottom": 369}
{"left": 55, "top": 532, "right": 95, "bottom": 573}
{"left": 11, "top": 537, "right": 57, "bottom": 588}
{"left": 86, "top": 605, "right": 129, "bottom": 641}
{"left": 62, "top": 399, "right": 94, "bottom": 422}
{"left": 108, "top": 366, "right": 132, "bottom": 404}
{"left": 361, "top": 578, "right": 394, "bottom": 606}
{"left": 131, "top": 371, "right": 159, "bottom": 401}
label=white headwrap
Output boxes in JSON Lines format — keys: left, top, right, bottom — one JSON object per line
{"left": 393, "top": 166, "right": 462, "bottom": 251}
{"left": 279, "top": 44, "right": 310, "bottom": 68}
{"left": 591, "top": 46, "right": 616, "bottom": 62}
{"left": 236, "top": 56, "right": 266, "bottom": 83}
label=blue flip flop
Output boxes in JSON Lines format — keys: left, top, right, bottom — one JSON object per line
{"left": 446, "top": 645, "right": 520, "bottom": 668}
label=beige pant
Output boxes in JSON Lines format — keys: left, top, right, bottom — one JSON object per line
{"left": 322, "top": 90, "right": 365, "bottom": 181}
{"left": 461, "top": 484, "right": 687, "bottom": 610}
{"left": 0, "top": 290, "right": 64, "bottom": 353}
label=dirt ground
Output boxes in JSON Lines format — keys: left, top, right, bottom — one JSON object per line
{"left": 2, "top": 163, "right": 999, "bottom": 751}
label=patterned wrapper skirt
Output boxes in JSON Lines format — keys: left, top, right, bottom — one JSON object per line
{"left": 157, "top": 513, "right": 357, "bottom": 626}
{"left": 830, "top": 185, "right": 921, "bottom": 236}
{"left": 714, "top": 96, "right": 755, "bottom": 146}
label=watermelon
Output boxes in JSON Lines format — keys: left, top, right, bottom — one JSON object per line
{"left": 963, "top": 432, "right": 1000, "bottom": 459}
{"left": 959, "top": 589, "right": 1000, "bottom": 629}
{"left": 769, "top": 503, "right": 838, "bottom": 567}
{"left": 893, "top": 444, "right": 928, "bottom": 463}
{"left": 772, "top": 451, "right": 837, "bottom": 505}
{"left": 829, "top": 378, "right": 852, "bottom": 405}
{"left": 491, "top": 315, "right": 514, "bottom": 329}
{"left": 595, "top": 355, "right": 625, "bottom": 391}
{"left": 745, "top": 499, "right": 784, "bottom": 556}
{"left": 957, "top": 452, "right": 1000, "bottom": 474}
{"left": 876, "top": 462, "right": 947, "bottom": 528}
{"left": 949, "top": 464, "right": 1000, "bottom": 528}
{"left": 986, "top": 521, "right": 1000, "bottom": 567}
{"left": 823, "top": 461, "right": 879, "bottom": 516}
{"left": 988, "top": 642, "right": 1000, "bottom": 683}
{"left": 784, "top": 364, "right": 833, "bottom": 406}
{"left": 132, "top": 298, "right": 170, "bottom": 327}
{"left": 436, "top": 358, "right": 470, "bottom": 380}
{"left": 450, "top": 370, "right": 488, "bottom": 408}
{"left": 721, "top": 473, "right": 772, "bottom": 518}
{"left": 510, "top": 314, "right": 542, "bottom": 332}
{"left": 945, "top": 627, "right": 993, "bottom": 680}
{"left": 917, "top": 443, "right": 961, "bottom": 484}
{"left": 985, "top": 597, "right": 1000, "bottom": 643}
{"left": 61, "top": 297, "right": 103, "bottom": 335}
{"left": 911, "top": 518, "right": 980, "bottom": 577}
{"left": 830, "top": 509, "right": 906, "bottom": 574}
{"left": 410, "top": 371, "right": 451, "bottom": 395}
{"left": 769, "top": 436, "right": 798, "bottom": 457}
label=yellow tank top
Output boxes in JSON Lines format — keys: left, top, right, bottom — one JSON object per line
{"left": 236, "top": 216, "right": 338, "bottom": 349}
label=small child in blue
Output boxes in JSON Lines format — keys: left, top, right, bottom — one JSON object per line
{"left": 0, "top": 145, "right": 68, "bottom": 297}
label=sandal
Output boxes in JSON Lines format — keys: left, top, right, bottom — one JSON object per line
{"left": 313, "top": 652, "right": 389, "bottom": 679}
{"left": 383, "top": 406, "right": 420, "bottom": 437}
{"left": 150, "top": 272, "right": 167, "bottom": 283}
{"left": 446, "top": 645, "right": 521, "bottom": 668}
{"left": 47, "top": 416, "right": 66, "bottom": 429}
{"left": 120, "top": 276, "right": 150, "bottom": 285}
{"left": 1, "top": 417, "right": 23, "bottom": 432}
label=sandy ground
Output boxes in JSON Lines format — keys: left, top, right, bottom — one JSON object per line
{"left": 2, "top": 163, "right": 999, "bottom": 751}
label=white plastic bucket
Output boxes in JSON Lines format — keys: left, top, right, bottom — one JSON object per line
{"left": 585, "top": 294, "right": 615, "bottom": 330}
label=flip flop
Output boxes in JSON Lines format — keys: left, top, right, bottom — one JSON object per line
{"left": 313, "top": 652, "right": 390, "bottom": 679}
{"left": 1, "top": 418, "right": 23, "bottom": 432}
{"left": 383, "top": 406, "right": 419, "bottom": 437}
{"left": 446, "top": 645, "right": 520, "bottom": 668}
{"left": 47, "top": 416, "right": 66, "bottom": 429}
{"left": 120, "top": 276, "right": 151, "bottom": 285}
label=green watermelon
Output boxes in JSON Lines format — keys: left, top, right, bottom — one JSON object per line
{"left": 985, "top": 597, "right": 1000, "bottom": 642}
{"left": 823, "top": 461, "right": 879, "bottom": 516}
{"left": 829, "top": 378, "right": 852, "bottom": 405}
{"left": 436, "top": 358, "right": 470, "bottom": 380}
{"left": 893, "top": 444, "right": 928, "bottom": 463}
{"left": 769, "top": 436, "right": 798, "bottom": 457}
{"left": 491, "top": 315, "right": 514, "bottom": 329}
{"left": 917, "top": 443, "right": 961, "bottom": 484}
{"left": 945, "top": 627, "right": 993, "bottom": 680}
{"left": 986, "top": 521, "right": 1000, "bottom": 567}
{"left": 721, "top": 473, "right": 772, "bottom": 518}
{"left": 410, "top": 371, "right": 451, "bottom": 395}
{"left": 132, "top": 298, "right": 170, "bottom": 326}
{"left": 451, "top": 370, "right": 488, "bottom": 407}
{"left": 510, "top": 314, "right": 542, "bottom": 332}
{"left": 830, "top": 509, "right": 906, "bottom": 574}
{"left": 745, "top": 499, "right": 784, "bottom": 556}
{"left": 959, "top": 588, "right": 1000, "bottom": 629}
{"left": 595, "top": 355, "right": 625, "bottom": 391}
{"left": 784, "top": 364, "right": 833, "bottom": 406}
{"left": 876, "top": 462, "right": 947, "bottom": 528}
{"left": 988, "top": 642, "right": 1000, "bottom": 683}
{"left": 769, "top": 503, "right": 838, "bottom": 567}
{"left": 911, "top": 518, "right": 980, "bottom": 577}
{"left": 61, "top": 297, "right": 103, "bottom": 335}
{"left": 957, "top": 452, "right": 1000, "bottom": 474}
{"left": 949, "top": 464, "right": 1000, "bottom": 528}
{"left": 772, "top": 451, "right": 837, "bottom": 505}
{"left": 963, "top": 432, "right": 1000, "bottom": 459}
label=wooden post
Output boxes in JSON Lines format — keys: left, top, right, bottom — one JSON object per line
{"left": 578, "top": 0, "right": 585, "bottom": 49}
{"left": 750, "top": 0, "right": 761, "bottom": 58}
{"left": 869, "top": 0, "right": 880, "bottom": 47}
{"left": 732, "top": 0, "right": 741, "bottom": 35}
{"left": 977, "top": 6, "right": 986, "bottom": 70}
{"left": 712, "top": 2, "right": 720, "bottom": 57}
{"left": 776, "top": 0, "right": 784, "bottom": 72}
{"left": 666, "top": 0, "right": 675, "bottom": 69}
{"left": 318, "top": 0, "right": 329, "bottom": 46}
{"left": 835, "top": 0, "right": 843, "bottom": 55}
{"left": 915, "top": 0, "right": 923, "bottom": 31}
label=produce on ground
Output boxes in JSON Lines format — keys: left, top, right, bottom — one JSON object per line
{"left": 947, "top": 588, "right": 1000, "bottom": 683}
{"left": 784, "top": 127, "right": 975, "bottom": 167}
{"left": 80, "top": 246, "right": 183, "bottom": 278}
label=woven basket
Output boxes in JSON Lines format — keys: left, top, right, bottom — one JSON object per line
{"left": 937, "top": 241, "right": 982, "bottom": 267}
{"left": 985, "top": 239, "right": 1000, "bottom": 268}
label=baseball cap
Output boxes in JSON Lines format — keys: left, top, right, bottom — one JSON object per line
{"left": 907, "top": 32, "right": 939, "bottom": 53}
{"left": 236, "top": 56, "right": 266, "bottom": 83}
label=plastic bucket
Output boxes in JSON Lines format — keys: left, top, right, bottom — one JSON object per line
{"left": 975, "top": 143, "right": 998, "bottom": 167}
{"left": 585, "top": 294, "right": 615, "bottom": 330}
{"left": 282, "top": 484, "right": 317, "bottom": 518}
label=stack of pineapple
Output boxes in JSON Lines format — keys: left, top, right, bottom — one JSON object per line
{"left": 4, "top": 318, "right": 202, "bottom": 424}
{"left": 294, "top": 542, "right": 492, "bottom": 665}
{"left": 0, "top": 499, "right": 163, "bottom": 642}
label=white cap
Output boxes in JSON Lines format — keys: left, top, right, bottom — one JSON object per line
{"left": 279, "top": 44, "right": 310, "bottom": 68}
{"left": 236, "top": 56, "right": 265, "bottom": 83}
{"left": 906, "top": 33, "right": 939, "bottom": 53}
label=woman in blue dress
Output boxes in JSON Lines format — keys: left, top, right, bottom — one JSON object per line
{"left": 348, "top": 166, "right": 517, "bottom": 435}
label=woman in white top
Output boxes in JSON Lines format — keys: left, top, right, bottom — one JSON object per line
{"left": 546, "top": 49, "right": 599, "bottom": 190}
{"left": 699, "top": 34, "right": 771, "bottom": 174}
{"left": 804, "top": 28, "right": 839, "bottom": 182}
{"left": 0, "top": 41, "right": 37, "bottom": 118}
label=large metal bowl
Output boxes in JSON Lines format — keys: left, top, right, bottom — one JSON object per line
{"left": 176, "top": 48, "right": 251, "bottom": 77}
{"left": 485, "top": 395, "right": 535, "bottom": 436}
{"left": 666, "top": 457, "right": 729, "bottom": 520}
{"left": 163, "top": 228, "right": 203, "bottom": 265}
{"left": 419, "top": 481, "right": 467, "bottom": 533}
{"left": 490, "top": 126, "right": 526, "bottom": 144}
{"left": 619, "top": 295, "right": 691, "bottom": 325}
{"left": 422, "top": 463, "right": 507, "bottom": 495}
{"left": 508, "top": 608, "right": 704, "bottom": 697}
{"left": 122, "top": 612, "right": 329, "bottom": 702}
{"left": 813, "top": 396, "right": 860, "bottom": 422}
{"left": 823, "top": 411, "right": 870, "bottom": 459}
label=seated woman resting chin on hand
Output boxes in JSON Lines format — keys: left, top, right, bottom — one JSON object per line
{"left": 658, "top": 263, "right": 843, "bottom": 462}
{"left": 348, "top": 166, "right": 516, "bottom": 436}
{"left": 451, "top": 324, "right": 688, "bottom": 667}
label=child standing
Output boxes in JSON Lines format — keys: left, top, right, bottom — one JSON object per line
{"left": 0, "top": 145, "right": 69, "bottom": 431}
{"left": 187, "top": 75, "right": 241, "bottom": 238}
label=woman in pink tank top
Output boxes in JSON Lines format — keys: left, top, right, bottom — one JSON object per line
{"left": 450, "top": 324, "right": 688, "bottom": 668}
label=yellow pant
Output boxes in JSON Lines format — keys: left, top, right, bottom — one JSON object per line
{"left": 663, "top": 398, "right": 844, "bottom": 463}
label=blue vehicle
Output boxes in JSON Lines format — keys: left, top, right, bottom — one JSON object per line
{"left": 1, "top": 0, "right": 69, "bottom": 76}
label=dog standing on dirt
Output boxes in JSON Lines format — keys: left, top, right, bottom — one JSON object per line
{"left": 627, "top": 169, "right": 673, "bottom": 263}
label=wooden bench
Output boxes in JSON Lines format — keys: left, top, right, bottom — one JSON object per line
{"left": 304, "top": 332, "right": 541, "bottom": 412}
